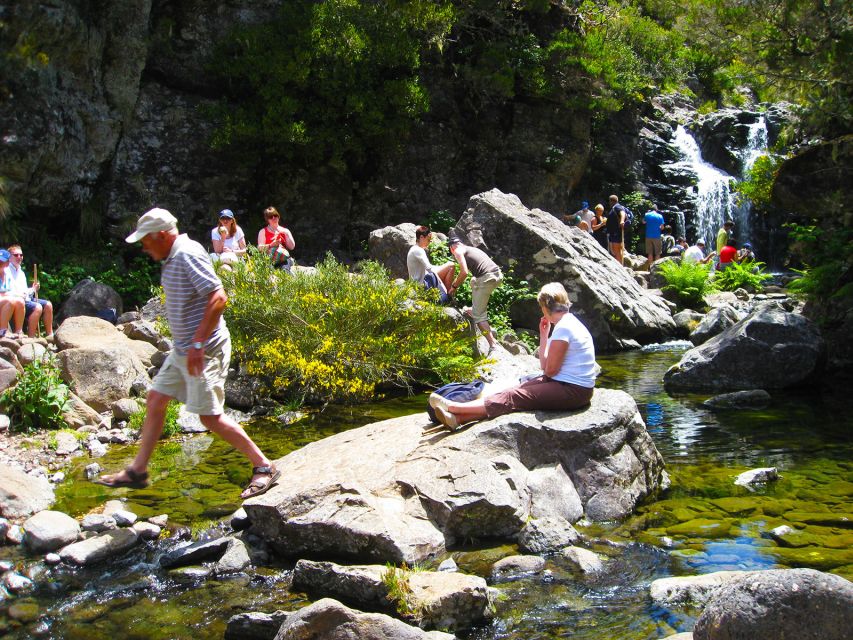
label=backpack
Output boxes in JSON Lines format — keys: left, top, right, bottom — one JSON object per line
{"left": 426, "top": 380, "right": 485, "bottom": 423}
{"left": 622, "top": 206, "right": 634, "bottom": 229}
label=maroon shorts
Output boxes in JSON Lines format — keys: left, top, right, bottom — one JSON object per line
{"left": 483, "top": 375, "right": 594, "bottom": 418}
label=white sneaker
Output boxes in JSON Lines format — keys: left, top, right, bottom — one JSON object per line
{"left": 429, "top": 393, "right": 459, "bottom": 430}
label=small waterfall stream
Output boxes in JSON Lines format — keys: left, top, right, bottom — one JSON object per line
{"left": 670, "top": 118, "right": 769, "bottom": 249}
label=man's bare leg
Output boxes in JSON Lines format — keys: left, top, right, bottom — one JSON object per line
{"left": 199, "top": 413, "right": 274, "bottom": 497}
{"left": 27, "top": 304, "right": 42, "bottom": 338}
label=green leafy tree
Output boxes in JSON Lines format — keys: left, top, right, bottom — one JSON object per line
{"left": 209, "top": 0, "right": 455, "bottom": 171}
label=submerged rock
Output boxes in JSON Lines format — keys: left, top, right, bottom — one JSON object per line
{"left": 703, "top": 390, "right": 771, "bottom": 410}
{"left": 244, "top": 388, "right": 666, "bottom": 564}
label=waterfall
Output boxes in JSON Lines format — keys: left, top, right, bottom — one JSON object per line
{"left": 671, "top": 125, "right": 735, "bottom": 248}
{"left": 670, "top": 119, "right": 769, "bottom": 250}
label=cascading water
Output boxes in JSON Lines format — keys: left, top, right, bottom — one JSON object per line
{"left": 671, "top": 125, "right": 737, "bottom": 248}
{"left": 669, "top": 118, "right": 769, "bottom": 251}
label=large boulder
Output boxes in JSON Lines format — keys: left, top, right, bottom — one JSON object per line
{"left": 273, "top": 598, "right": 454, "bottom": 640}
{"left": 23, "top": 510, "right": 80, "bottom": 553}
{"left": 664, "top": 303, "right": 825, "bottom": 392}
{"left": 56, "top": 279, "right": 123, "bottom": 326}
{"left": 693, "top": 568, "right": 853, "bottom": 640}
{"left": 0, "top": 465, "right": 55, "bottom": 519}
{"left": 451, "top": 189, "right": 676, "bottom": 350}
{"left": 57, "top": 347, "right": 148, "bottom": 412}
{"left": 55, "top": 315, "right": 158, "bottom": 367}
{"left": 244, "top": 387, "right": 666, "bottom": 564}
{"left": 689, "top": 305, "right": 743, "bottom": 346}
{"left": 367, "top": 223, "right": 419, "bottom": 280}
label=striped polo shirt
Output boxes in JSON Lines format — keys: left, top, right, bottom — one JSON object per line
{"left": 162, "top": 234, "right": 227, "bottom": 355}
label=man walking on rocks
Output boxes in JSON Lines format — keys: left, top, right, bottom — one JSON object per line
{"left": 606, "top": 195, "right": 627, "bottom": 265}
{"left": 96, "top": 208, "right": 280, "bottom": 499}
{"left": 447, "top": 236, "right": 502, "bottom": 353}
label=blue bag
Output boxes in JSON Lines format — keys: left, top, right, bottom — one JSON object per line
{"left": 427, "top": 380, "right": 485, "bottom": 423}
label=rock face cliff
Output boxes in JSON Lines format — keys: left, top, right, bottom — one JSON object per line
{"left": 0, "top": 1, "right": 593, "bottom": 259}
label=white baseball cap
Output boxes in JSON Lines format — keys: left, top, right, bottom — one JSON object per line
{"left": 126, "top": 208, "right": 178, "bottom": 243}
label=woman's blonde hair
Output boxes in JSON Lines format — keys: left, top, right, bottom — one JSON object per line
{"left": 264, "top": 206, "right": 280, "bottom": 221}
{"left": 594, "top": 203, "right": 604, "bottom": 213}
{"left": 538, "top": 282, "right": 571, "bottom": 313}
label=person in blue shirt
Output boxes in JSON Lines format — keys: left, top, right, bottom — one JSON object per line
{"left": 643, "top": 204, "right": 665, "bottom": 268}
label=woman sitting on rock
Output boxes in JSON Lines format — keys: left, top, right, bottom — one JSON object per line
{"left": 210, "top": 209, "right": 246, "bottom": 268}
{"left": 257, "top": 206, "right": 296, "bottom": 270}
{"left": 429, "top": 282, "right": 597, "bottom": 429}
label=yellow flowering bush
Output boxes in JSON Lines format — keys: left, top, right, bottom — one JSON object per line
{"left": 221, "top": 252, "right": 478, "bottom": 403}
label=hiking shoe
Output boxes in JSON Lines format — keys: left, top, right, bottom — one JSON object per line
{"left": 429, "top": 393, "right": 459, "bottom": 430}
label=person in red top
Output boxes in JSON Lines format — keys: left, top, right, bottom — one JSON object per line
{"left": 257, "top": 206, "right": 296, "bottom": 270}
{"left": 717, "top": 240, "right": 738, "bottom": 270}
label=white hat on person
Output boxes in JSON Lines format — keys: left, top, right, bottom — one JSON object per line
{"left": 126, "top": 208, "right": 178, "bottom": 243}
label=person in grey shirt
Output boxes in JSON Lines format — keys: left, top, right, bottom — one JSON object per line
{"left": 96, "top": 208, "right": 280, "bottom": 499}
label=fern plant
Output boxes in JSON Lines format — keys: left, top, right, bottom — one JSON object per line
{"left": 658, "top": 259, "right": 716, "bottom": 308}
{"left": 713, "top": 260, "right": 771, "bottom": 292}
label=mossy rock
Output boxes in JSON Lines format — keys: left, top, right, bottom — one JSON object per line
{"left": 768, "top": 545, "right": 853, "bottom": 572}
{"left": 709, "top": 497, "right": 761, "bottom": 515}
{"left": 761, "top": 499, "right": 798, "bottom": 517}
{"left": 667, "top": 519, "right": 733, "bottom": 539}
{"left": 783, "top": 511, "right": 853, "bottom": 527}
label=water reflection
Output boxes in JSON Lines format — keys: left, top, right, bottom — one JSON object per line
{"left": 7, "top": 347, "right": 852, "bottom": 640}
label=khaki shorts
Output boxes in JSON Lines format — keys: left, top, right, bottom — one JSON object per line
{"left": 645, "top": 237, "right": 662, "bottom": 258}
{"left": 152, "top": 338, "right": 230, "bottom": 415}
{"left": 470, "top": 270, "right": 502, "bottom": 323}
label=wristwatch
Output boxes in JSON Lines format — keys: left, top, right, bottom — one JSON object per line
{"left": 191, "top": 341, "right": 204, "bottom": 350}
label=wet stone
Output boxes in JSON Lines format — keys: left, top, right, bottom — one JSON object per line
{"left": 81, "top": 514, "right": 117, "bottom": 533}
{"left": 7, "top": 600, "right": 39, "bottom": 623}
{"left": 490, "top": 555, "right": 546, "bottom": 583}
{"left": 3, "top": 572, "right": 34, "bottom": 594}
{"left": 159, "top": 536, "right": 230, "bottom": 569}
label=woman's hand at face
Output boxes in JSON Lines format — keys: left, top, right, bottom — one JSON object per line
{"left": 539, "top": 316, "right": 551, "bottom": 335}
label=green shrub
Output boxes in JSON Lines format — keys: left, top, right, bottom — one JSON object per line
{"left": 0, "top": 357, "right": 70, "bottom": 432}
{"left": 221, "top": 251, "right": 478, "bottom": 403}
{"left": 127, "top": 399, "right": 182, "bottom": 439}
{"left": 658, "top": 259, "right": 715, "bottom": 308}
{"left": 712, "top": 260, "right": 771, "bottom": 292}
{"left": 786, "top": 222, "right": 853, "bottom": 303}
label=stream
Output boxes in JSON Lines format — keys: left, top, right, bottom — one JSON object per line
{"left": 1, "top": 343, "right": 850, "bottom": 639}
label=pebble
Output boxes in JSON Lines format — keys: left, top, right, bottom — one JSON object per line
{"left": 112, "top": 510, "right": 138, "bottom": 527}
{"left": 50, "top": 472, "right": 65, "bottom": 484}
{"left": 44, "top": 553, "right": 61, "bottom": 566}
{"left": 148, "top": 514, "right": 169, "bottom": 527}
{"left": 86, "top": 439, "right": 108, "bottom": 458}
{"left": 6, "top": 525, "right": 24, "bottom": 545}
{"left": 81, "top": 514, "right": 117, "bottom": 533}
{"left": 84, "top": 463, "right": 102, "bottom": 480}
{"left": 132, "top": 522, "right": 162, "bottom": 541}
{"left": 3, "top": 572, "right": 34, "bottom": 594}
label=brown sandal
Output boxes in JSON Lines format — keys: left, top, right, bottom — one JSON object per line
{"left": 241, "top": 465, "right": 281, "bottom": 499}
{"left": 94, "top": 467, "right": 150, "bottom": 489}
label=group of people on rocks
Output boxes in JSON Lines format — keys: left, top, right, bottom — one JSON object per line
{"left": 564, "top": 196, "right": 756, "bottom": 271}
{"left": 0, "top": 244, "right": 53, "bottom": 340}
{"left": 405, "top": 225, "right": 598, "bottom": 432}
{"left": 210, "top": 206, "right": 296, "bottom": 271}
